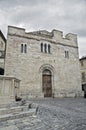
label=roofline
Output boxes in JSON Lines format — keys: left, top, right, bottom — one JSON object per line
{"left": 0, "top": 30, "right": 6, "bottom": 43}
{"left": 80, "top": 56, "right": 86, "bottom": 61}
{"left": 8, "top": 25, "right": 25, "bottom": 31}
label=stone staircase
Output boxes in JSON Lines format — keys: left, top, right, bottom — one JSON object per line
{"left": 0, "top": 100, "right": 37, "bottom": 122}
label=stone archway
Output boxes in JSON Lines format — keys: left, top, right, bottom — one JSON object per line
{"left": 39, "top": 64, "right": 55, "bottom": 98}
{"left": 42, "top": 69, "right": 52, "bottom": 97}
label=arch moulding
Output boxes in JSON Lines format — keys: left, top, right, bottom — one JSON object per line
{"left": 39, "top": 64, "right": 55, "bottom": 97}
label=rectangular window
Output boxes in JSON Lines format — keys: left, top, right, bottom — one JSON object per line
{"left": 82, "top": 72, "right": 85, "bottom": 82}
{"left": 81, "top": 61, "right": 83, "bottom": 66}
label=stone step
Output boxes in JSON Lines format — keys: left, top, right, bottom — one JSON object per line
{"left": 0, "top": 100, "right": 32, "bottom": 108}
{"left": 0, "top": 108, "right": 36, "bottom": 122}
{"left": 0, "top": 105, "right": 29, "bottom": 115}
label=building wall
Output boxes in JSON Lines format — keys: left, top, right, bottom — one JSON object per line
{"left": 80, "top": 57, "right": 86, "bottom": 83}
{"left": 5, "top": 26, "right": 81, "bottom": 98}
{"left": 0, "top": 75, "right": 20, "bottom": 104}
{"left": 0, "top": 33, "right": 6, "bottom": 51}
{"left": 0, "top": 31, "right": 6, "bottom": 70}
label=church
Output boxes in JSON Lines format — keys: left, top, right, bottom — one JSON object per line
{"left": 3, "top": 26, "right": 81, "bottom": 98}
{"left": 0, "top": 26, "right": 82, "bottom": 103}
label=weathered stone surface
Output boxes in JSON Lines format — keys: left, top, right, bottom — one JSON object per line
{"left": 0, "top": 101, "right": 36, "bottom": 121}
{"left": 5, "top": 26, "right": 82, "bottom": 98}
{"left": 0, "top": 75, "right": 20, "bottom": 104}
{"left": 0, "top": 98, "right": 86, "bottom": 130}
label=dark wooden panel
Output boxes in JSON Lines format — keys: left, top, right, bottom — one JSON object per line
{"left": 42, "top": 75, "right": 52, "bottom": 97}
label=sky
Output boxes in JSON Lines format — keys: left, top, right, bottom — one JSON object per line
{"left": 0, "top": 0, "right": 86, "bottom": 58}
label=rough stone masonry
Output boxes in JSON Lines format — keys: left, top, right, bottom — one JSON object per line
{"left": 4, "top": 26, "right": 82, "bottom": 98}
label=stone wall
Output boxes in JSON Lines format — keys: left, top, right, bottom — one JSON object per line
{"left": 5, "top": 26, "right": 82, "bottom": 98}
{"left": 0, "top": 75, "right": 20, "bottom": 104}
{"left": 80, "top": 57, "right": 86, "bottom": 84}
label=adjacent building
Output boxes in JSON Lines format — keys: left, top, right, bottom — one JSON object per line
{"left": 80, "top": 57, "right": 86, "bottom": 83}
{"left": 80, "top": 57, "right": 86, "bottom": 97}
{"left": 0, "top": 30, "right": 6, "bottom": 75}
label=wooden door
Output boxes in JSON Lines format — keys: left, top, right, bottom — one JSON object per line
{"left": 43, "top": 74, "right": 52, "bottom": 97}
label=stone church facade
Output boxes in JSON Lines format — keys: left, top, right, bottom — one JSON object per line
{"left": 4, "top": 26, "right": 81, "bottom": 98}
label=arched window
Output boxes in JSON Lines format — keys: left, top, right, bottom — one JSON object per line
{"left": 40, "top": 43, "right": 51, "bottom": 54}
{"left": 41, "top": 43, "right": 43, "bottom": 52}
{"left": 48, "top": 44, "right": 51, "bottom": 53}
{"left": 67, "top": 51, "right": 69, "bottom": 58}
{"left": 21, "top": 44, "right": 23, "bottom": 53}
{"left": 24, "top": 44, "right": 27, "bottom": 53}
{"left": 44, "top": 44, "right": 47, "bottom": 53}
{"left": 65, "top": 51, "right": 69, "bottom": 59}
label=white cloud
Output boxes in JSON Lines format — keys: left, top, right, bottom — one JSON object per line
{"left": 0, "top": 0, "right": 86, "bottom": 57}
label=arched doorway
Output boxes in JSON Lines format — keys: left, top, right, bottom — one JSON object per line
{"left": 42, "top": 69, "right": 52, "bottom": 97}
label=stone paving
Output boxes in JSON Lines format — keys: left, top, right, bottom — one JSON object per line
{"left": 0, "top": 97, "right": 86, "bottom": 130}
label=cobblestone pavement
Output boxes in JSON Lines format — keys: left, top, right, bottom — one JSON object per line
{"left": 0, "top": 97, "right": 86, "bottom": 130}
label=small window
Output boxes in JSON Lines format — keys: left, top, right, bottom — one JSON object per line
{"left": 44, "top": 44, "right": 47, "bottom": 53}
{"left": 24, "top": 44, "right": 27, "bottom": 53}
{"left": 21, "top": 44, "right": 27, "bottom": 53}
{"left": 65, "top": 51, "right": 69, "bottom": 59}
{"left": 82, "top": 72, "right": 85, "bottom": 82}
{"left": 0, "top": 68, "right": 4, "bottom": 75}
{"left": 21, "top": 44, "right": 23, "bottom": 53}
{"left": 65, "top": 51, "right": 67, "bottom": 58}
{"left": 81, "top": 61, "right": 83, "bottom": 66}
{"left": 41, "top": 43, "right": 51, "bottom": 54}
{"left": 48, "top": 44, "right": 51, "bottom": 53}
{"left": 41, "top": 43, "right": 43, "bottom": 52}
{"left": 67, "top": 51, "right": 69, "bottom": 58}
